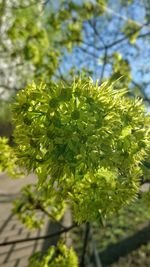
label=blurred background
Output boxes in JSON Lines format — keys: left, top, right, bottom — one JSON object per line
{"left": 0, "top": 0, "right": 150, "bottom": 266}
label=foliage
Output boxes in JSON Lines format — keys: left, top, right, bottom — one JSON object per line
{"left": 13, "top": 184, "right": 66, "bottom": 229}
{"left": 12, "top": 78, "right": 150, "bottom": 224}
{"left": 111, "top": 53, "right": 131, "bottom": 87}
{"left": 0, "top": 0, "right": 107, "bottom": 97}
{"left": 91, "top": 191, "right": 150, "bottom": 252}
{"left": 0, "top": 100, "right": 12, "bottom": 137}
{"left": 0, "top": 100, "right": 11, "bottom": 124}
{"left": 110, "top": 242, "right": 150, "bottom": 267}
{"left": 0, "top": 137, "right": 21, "bottom": 177}
{"left": 122, "top": 20, "right": 141, "bottom": 44}
{"left": 1, "top": 0, "right": 150, "bottom": 100}
{"left": 28, "top": 243, "right": 78, "bottom": 267}
{"left": 4, "top": 1, "right": 60, "bottom": 83}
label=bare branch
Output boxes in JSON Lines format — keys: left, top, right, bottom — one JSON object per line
{"left": 80, "top": 222, "right": 90, "bottom": 267}
{"left": 99, "top": 47, "right": 108, "bottom": 83}
{"left": 0, "top": 224, "right": 77, "bottom": 246}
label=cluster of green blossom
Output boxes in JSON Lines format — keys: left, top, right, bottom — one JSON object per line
{"left": 28, "top": 243, "right": 78, "bottom": 267}
{"left": 12, "top": 78, "right": 150, "bottom": 223}
{"left": 0, "top": 137, "right": 20, "bottom": 177}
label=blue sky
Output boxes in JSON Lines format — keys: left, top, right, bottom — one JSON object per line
{"left": 58, "top": 0, "right": 150, "bottom": 97}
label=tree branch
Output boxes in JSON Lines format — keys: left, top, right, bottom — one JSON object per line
{"left": 80, "top": 222, "right": 90, "bottom": 267}
{"left": 99, "top": 47, "right": 108, "bottom": 83}
{"left": 0, "top": 224, "right": 77, "bottom": 246}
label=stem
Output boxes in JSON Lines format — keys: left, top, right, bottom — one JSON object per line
{"left": 99, "top": 47, "right": 107, "bottom": 84}
{"left": 80, "top": 222, "right": 90, "bottom": 267}
{"left": 35, "top": 202, "right": 66, "bottom": 229}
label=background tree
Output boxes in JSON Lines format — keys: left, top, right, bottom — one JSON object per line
{"left": 0, "top": 0, "right": 150, "bottom": 98}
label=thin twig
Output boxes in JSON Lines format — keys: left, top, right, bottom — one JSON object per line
{"left": 99, "top": 47, "right": 107, "bottom": 84}
{"left": 34, "top": 202, "right": 66, "bottom": 229}
{"left": 0, "top": 224, "right": 77, "bottom": 246}
{"left": 88, "top": 20, "right": 106, "bottom": 47}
